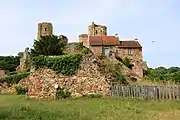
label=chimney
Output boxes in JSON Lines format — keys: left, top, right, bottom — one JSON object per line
{"left": 134, "top": 38, "right": 138, "bottom": 41}
{"left": 115, "top": 33, "right": 119, "bottom": 39}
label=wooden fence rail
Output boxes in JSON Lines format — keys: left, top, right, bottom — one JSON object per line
{"left": 110, "top": 83, "right": 180, "bottom": 100}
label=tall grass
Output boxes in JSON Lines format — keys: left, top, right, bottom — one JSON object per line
{"left": 1, "top": 95, "right": 180, "bottom": 120}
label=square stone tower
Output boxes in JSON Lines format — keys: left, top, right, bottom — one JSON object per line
{"left": 37, "top": 22, "right": 53, "bottom": 39}
{"left": 88, "top": 22, "right": 107, "bottom": 36}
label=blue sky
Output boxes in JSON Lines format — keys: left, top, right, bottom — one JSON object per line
{"left": 0, "top": 0, "right": 179, "bottom": 68}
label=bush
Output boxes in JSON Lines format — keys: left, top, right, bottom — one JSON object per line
{"left": 114, "top": 64, "right": 128, "bottom": 85}
{"left": 87, "top": 93, "right": 102, "bottom": 98}
{"left": 56, "top": 87, "right": 71, "bottom": 99}
{"left": 75, "top": 42, "right": 84, "bottom": 50}
{"left": 98, "top": 59, "right": 128, "bottom": 85}
{"left": 15, "top": 86, "right": 27, "bottom": 95}
{"left": 32, "top": 54, "right": 82, "bottom": 75}
{"left": 121, "top": 57, "right": 133, "bottom": 69}
{"left": 82, "top": 49, "right": 90, "bottom": 55}
{"left": 115, "top": 71, "right": 128, "bottom": 85}
{"left": 0, "top": 72, "right": 29, "bottom": 85}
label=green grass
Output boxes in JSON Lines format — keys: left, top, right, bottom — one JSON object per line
{"left": 1, "top": 95, "right": 180, "bottom": 120}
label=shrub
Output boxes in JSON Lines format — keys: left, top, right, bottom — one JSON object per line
{"left": 56, "top": 87, "right": 71, "bottom": 99}
{"left": 82, "top": 49, "right": 90, "bottom": 55}
{"left": 87, "top": 93, "right": 102, "bottom": 98}
{"left": 75, "top": 42, "right": 84, "bottom": 50}
{"left": 114, "top": 64, "right": 128, "bottom": 85}
{"left": 98, "top": 59, "right": 128, "bottom": 85}
{"left": 115, "top": 71, "right": 128, "bottom": 85}
{"left": 121, "top": 57, "right": 133, "bottom": 69}
{"left": 0, "top": 72, "right": 29, "bottom": 85}
{"left": 31, "top": 54, "right": 82, "bottom": 75}
{"left": 15, "top": 85, "right": 27, "bottom": 95}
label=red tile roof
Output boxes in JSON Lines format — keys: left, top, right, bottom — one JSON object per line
{"left": 89, "top": 36, "right": 119, "bottom": 46}
{"left": 88, "top": 36, "right": 142, "bottom": 48}
{"left": 118, "top": 41, "right": 142, "bottom": 48}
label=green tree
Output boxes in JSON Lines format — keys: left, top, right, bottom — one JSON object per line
{"left": 30, "top": 35, "right": 67, "bottom": 56}
{"left": 145, "top": 66, "right": 180, "bottom": 83}
{"left": 0, "top": 56, "right": 20, "bottom": 72}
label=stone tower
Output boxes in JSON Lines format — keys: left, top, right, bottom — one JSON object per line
{"left": 37, "top": 22, "right": 53, "bottom": 39}
{"left": 88, "top": 22, "right": 107, "bottom": 36}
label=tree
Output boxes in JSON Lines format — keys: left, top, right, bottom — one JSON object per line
{"left": 30, "top": 35, "right": 67, "bottom": 56}
{"left": 145, "top": 66, "right": 180, "bottom": 83}
{"left": 0, "top": 56, "right": 20, "bottom": 72}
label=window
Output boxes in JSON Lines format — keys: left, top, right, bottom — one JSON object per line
{"left": 95, "top": 30, "right": 98, "bottom": 34}
{"left": 45, "top": 28, "right": 47, "bottom": 31}
{"left": 104, "top": 47, "right": 110, "bottom": 56}
{"left": 128, "top": 49, "right": 132, "bottom": 55}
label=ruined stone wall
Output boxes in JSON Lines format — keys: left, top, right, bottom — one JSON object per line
{"left": 16, "top": 47, "right": 30, "bottom": 72}
{"left": 88, "top": 22, "right": 107, "bottom": 36}
{"left": 37, "top": 22, "right": 53, "bottom": 39}
{"left": 79, "top": 34, "right": 89, "bottom": 48}
{"left": 27, "top": 55, "right": 112, "bottom": 99}
{"left": 89, "top": 46, "right": 103, "bottom": 56}
{"left": 115, "top": 47, "right": 143, "bottom": 78}
{"left": 0, "top": 70, "right": 6, "bottom": 78}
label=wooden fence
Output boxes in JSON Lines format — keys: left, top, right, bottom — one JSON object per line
{"left": 110, "top": 83, "right": 180, "bottom": 100}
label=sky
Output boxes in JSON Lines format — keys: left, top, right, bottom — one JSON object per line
{"left": 0, "top": 0, "right": 180, "bottom": 68}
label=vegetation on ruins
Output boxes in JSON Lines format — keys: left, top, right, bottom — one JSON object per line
{"left": 121, "top": 57, "right": 134, "bottom": 69}
{"left": 0, "top": 72, "right": 29, "bottom": 85}
{"left": 55, "top": 87, "right": 71, "bottom": 99}
{"left": 0, "top": 56, "right": 20, "bottom": 72}
{"left": 114, "top": 63, "right": 128, "bottom": 85}
{"left": 30, "top": 35, "right": 67, "bottom": 57}
{"left": 74, "top": 42, "right": 91, "bottom": 55}
{"left": 15, "top": 85, "right": 27, "bottom": 95}
{"left": 98, "top": 58, "right": 128, "bottom": 85}
{"left": 31, "top": 54, "right": 82, "bottom": 75}
{"left": 145, "top": 67, "right": 180, "bottom": 83}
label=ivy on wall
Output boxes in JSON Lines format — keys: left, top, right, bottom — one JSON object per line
{"left": 31, "top": 54, "right": 83, "bottom": 75}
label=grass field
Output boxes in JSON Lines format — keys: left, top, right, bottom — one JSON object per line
{"left": 0, "top": 95, "right": 180, "bottom": 120}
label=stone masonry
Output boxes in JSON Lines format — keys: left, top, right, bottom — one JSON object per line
{"left": 115, "top": 47, "right": 144, "bottom": 78}
{"left": 27, "top": 55, "right": 112, "bottom": 99}
{"left": 16, "top": 47, "right": 30, "bottom": 72}
{"left": 88, "top": 22, "right": 107, "bottom": 36}
{"left": 37, "top": 22, "right": 53, "bottom": 40}
{"left": 79, "top": 22, "right": 144, "bottom": 79}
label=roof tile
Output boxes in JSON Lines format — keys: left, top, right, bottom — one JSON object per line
{"left": 88, "top": 36, "right": 142, "bottom": 48}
